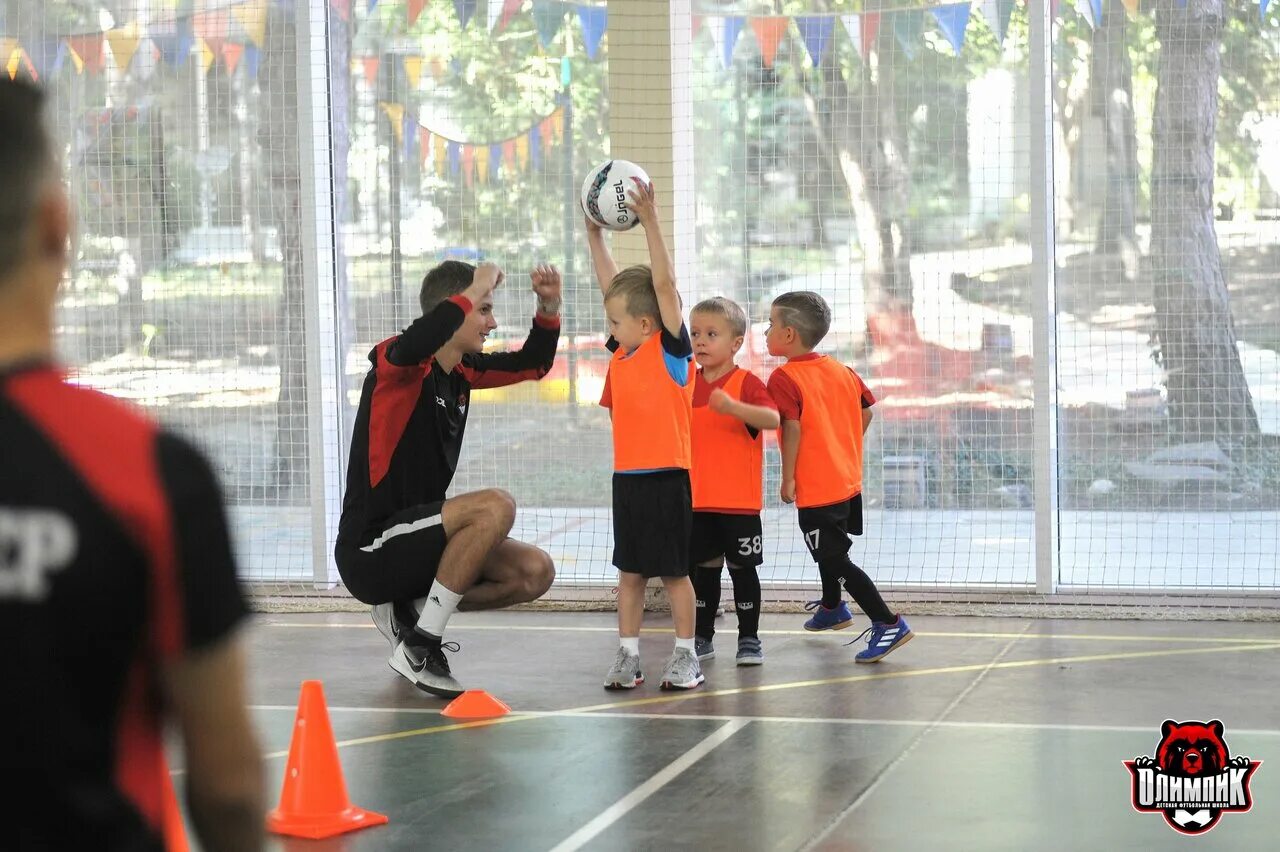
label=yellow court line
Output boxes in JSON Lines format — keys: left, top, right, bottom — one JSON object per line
{"left": 261, "top": 641, "right": 1280, "bottom": 758}
{"left": 260, "top": 621, "right": 1280, "bottom": 645}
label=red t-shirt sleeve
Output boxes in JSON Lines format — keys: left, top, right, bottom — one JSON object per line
{"left": 741, "top": 371, "right": 777, "bottom": 410}
{"left": 848, "top": 367, "right": 876, "bottom": 407}
{"left": 767, "top": 370, "right": 803, "bottom": 421}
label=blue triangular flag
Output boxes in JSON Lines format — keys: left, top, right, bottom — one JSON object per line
{"left": 1262, "top": 0, "right": 1270, "bottom": 20}
{"left": 152, "top": 18, "right": 194, "bottom": 67}
{"left": 454, "top": 0, "right": 477, "bottom": 29}
{"left": 931, "top": 4, "right": 972, "bottom": 55}
{"left": 28, "top": 38, "right": 65, "bottom": 80}
{"left": 721, "top": 17, "right": 744, "bottom": 69}
{"left": 404, "top": 115, "right": 417, "bottom": 162}
{"left": 893, "top": 11, "right": 924, "bottom": 60}
{"left": 530, "top": 125, "right": 542, "bottom": 170}
{"left": 533, "top": 1, "right": 566, "bottom": 49}
{"left": 795, "top": 17, "right": 835, "bottom": 67}
{"left": 577, "top": 6, "right": 607, "bottom": 60}
{"left": 368, "top": 0, "right": 379, "bottom": 12}
{"left": 243, "top": 44, "right": 261, "bottom": 78}
{"left": 489, "top": 144, "right": 502, "bottom": 177}
{"left": 448, "top": 141, "right": 461, "bottom": 175}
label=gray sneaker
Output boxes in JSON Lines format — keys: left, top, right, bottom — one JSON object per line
{"left": 388, "top": 639, "right": 464, "bottom": 699}
{"left": 660, "top": 648, "right": 705, "bottom": 691}
{"left": 694, "top": 636, "right": 715, "bottom": 661}
{"left": 371, "top": 603, "right": 399, "bottom": 650}
{"left": 736, "top": 636, "right": 764, "bottom": 666}
{"left": 604, "top": 647, "right": 644, "bottom": 690}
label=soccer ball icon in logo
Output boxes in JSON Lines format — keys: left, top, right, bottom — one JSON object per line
{"left": 581, "top": 160, "right": 651, "bottom": 231}
{"left": 1124, "top": 719, "right": 1261, "bottom": 836}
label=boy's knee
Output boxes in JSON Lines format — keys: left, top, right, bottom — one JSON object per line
{"left": 479, "top": 488, "right": 517, "bottom": 530}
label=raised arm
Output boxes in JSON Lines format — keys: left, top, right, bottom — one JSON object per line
{"left": 626, "top": 180, "right": 682, "bottom": 338}
{"left": 460, "top": 265, "right": 562, "bottom": 389}
{"left": 386, "top": 262, "right": 502, "bottom": 366}
{"left": 584, "top": 214, "right": 620, "bottom": 298}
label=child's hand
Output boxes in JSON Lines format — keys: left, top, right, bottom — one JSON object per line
{"left": 781, "top": 479, "right": 796, "bottom": 504}
{"left": 709, "top": 388, "right": 737, "bottom": 416}
{"left": 531, "top": 264, "right": 562, "bottom": 314}
{"left": 583, "top": 209, "right": 603, "bottom": 236}
{"left": 624, "top": 177, "right": 658, "bottom": 228}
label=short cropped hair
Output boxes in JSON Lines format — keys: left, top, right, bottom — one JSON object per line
{"left": 419, "top": 260, "right": 476, "bottom": 313}
{"left": 691, "top": 296, "right": 747, "bottom": 338}
{"left": 0, "top": 79, "right": 56, "bottom": 280}
{"left": 771, "top": 291, "right": 831, "bottom": 348}
{"left": 605, "top": 264, "right": 660, "bottom": 322}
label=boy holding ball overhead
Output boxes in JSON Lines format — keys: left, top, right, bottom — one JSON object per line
{"left": 585, "top": 177, "right": 702, "bottom": 691}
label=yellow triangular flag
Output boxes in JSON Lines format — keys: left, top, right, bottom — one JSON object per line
{"left": 197, "top": 38, "right": 216, "bottom": 74}
{"left": 434, "top": 135, "right": 447, "bottom": 175}
{"left": 404, "top": 56, "right": 424, "bottom": 90}
{"left": 6, "top": 47, "right": 20, "bottom": 81}
{"left": 106, "top": 23, "right": 143, "bottom": 72}
{"left": 379, "top": 102, "right": 405, "bottom": 145}
{"left": 476, "top": 148, "right": 490, "bottom": 183}
{"left": 64, "top": 39, "right": 85, "bottom": 74}
{"left": 232, "top": 0, "right": 269, "bottom": 48}
{"left": 0, "top": 39, "right": 17, "bottom": 79}
{"left": 515, "top": 134, "right": 529, "bottom": 169}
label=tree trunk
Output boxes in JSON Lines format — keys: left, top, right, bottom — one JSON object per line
{"left": 1092, "top": 0, "right": 1139, "bottom": 281}
{"left": 1150, "top": 0, "right": 1259, "bottom": 442}
{"left": 804, "top": 27, "right": 912, "bottom": 318}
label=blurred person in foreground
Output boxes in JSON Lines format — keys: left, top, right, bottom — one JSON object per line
{"left": 0, "top": 78, "right": 263, "bottom": 851}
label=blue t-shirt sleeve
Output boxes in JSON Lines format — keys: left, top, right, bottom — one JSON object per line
{"left": 660, "top": 325, "right": 691, "bottom": 385}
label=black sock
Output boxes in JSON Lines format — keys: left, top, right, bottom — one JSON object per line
{"left": 823, "top": 553, "right": 894, "bottom": 623}
{"left": 727, "top": 563, "right": 761, "bottom": 639}
{"left": 692, "top": 561, "right": 723, "bottom": 640}
{"left": 817, "top": 559, "right": 844, "bottom": 609}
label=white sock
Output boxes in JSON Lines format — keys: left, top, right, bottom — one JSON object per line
{"left": 620, "top": 636, "right": 640, "bottom": 656}
{"left": 674, "top": 636, "right": 695, "bottom": 653}
{"left": 416, "top": 581, "right": 463, "bottom": 639}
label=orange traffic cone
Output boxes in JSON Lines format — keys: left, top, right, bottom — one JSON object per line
{"left": 441, "top": 690, "right": 511, "bottom": 720}
{"left": 162, "top": 767, "right": 189, "bottom": 852}
{"left": 266, "top": 681, "right": 389, "bottom": 839}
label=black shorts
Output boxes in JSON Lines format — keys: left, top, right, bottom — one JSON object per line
{"left": 335, "top": 501, "right": 448, "bottom": 605}
{"left": 796, "top": 494, "right": 864, "bottom": 563}
{"left": 690, "top": 511, "right": 764, "bottom": 568}
{"left": 612, "top": 470, "right": 692, "bottom": 578}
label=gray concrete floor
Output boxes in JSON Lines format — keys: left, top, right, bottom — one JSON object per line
{"left": 182, "top": 612, "right": 1280, "bottom": 851}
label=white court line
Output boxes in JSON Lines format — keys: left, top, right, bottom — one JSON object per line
{"left": 546, "top": 719, "right": 749, "bottom": 852}
{"left": 800, "top": 625, "right": 1030, "bottom": 851}
{"left": 260, "top": 621, "right": 1280, "bottom": 644}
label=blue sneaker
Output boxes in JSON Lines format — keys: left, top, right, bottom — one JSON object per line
{"left": 803, "top": 600, "right": 855, "bottom": 632}
{"left": 851, "top": 616, "right": 914, "bottom": 663}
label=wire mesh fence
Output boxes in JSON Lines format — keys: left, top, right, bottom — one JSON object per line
{"left": 15, "top": 0, "right": 1280, "bottom": 615}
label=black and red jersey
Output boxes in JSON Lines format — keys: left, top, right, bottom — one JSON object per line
{"left": 337, "top": 296, "right": 560, "bottom": 548}
{"left": 0, "top": 362, "right": 247, "bottom": 851}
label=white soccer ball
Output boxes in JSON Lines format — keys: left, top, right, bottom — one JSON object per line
{"left": 581, "top": 159, "right": 651, "bottom": 231}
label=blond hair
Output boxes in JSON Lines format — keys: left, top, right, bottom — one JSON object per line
{"left": 605, "top": 265, "right": 660, "bottom": 322}
{"left": 691, "top": 296, "right": 748, "bottom": 338}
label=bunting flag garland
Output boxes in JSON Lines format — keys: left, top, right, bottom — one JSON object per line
{"left": 379, "top": 101, "right": 406, "bottom": 146}
{"left": 360, "top": 55, "right": 380, "bottom": 87}
{"left": 533, "top": 1, "right": 566, "bottom": 49}
{"left": 931, "top": 3, "right": 971, "bottom": 56}
{"left": 893, "top": 10, "right": 924, "bottom": 60}
{"left": 106, "top": 23, "right": 143, "bottom": 73}
{"left": 231, "top": 0, "right": 268, "bottom": 48}
{"left": 197, "top": 38, "right": 216, "bottom": 75}
{"left": 1120, "top": 0, "right": 1140, "bottom": 18}
{"left": 749, "top": 17, "right": 789, "bottom": 68}
{"left": 976, "top": 0, "right": 1014, "bottom": 46}
{"left": 455, "top": 0, "right": 479, "bottom": 29}
{"left": 404, "top": 55, "right": 424, "bottom": 89}
{"left": 1075, "top": 0, "right": 1103, "bottom": 29}
{"left": 408, "top": 0, "right": 428, "bottom": 27}
{"left": 332, "top": 0, "right": 352, "bottom": 22}
{"left": 413, "top": 104, "right": 564, "bottom": 182}
{"left": 795, "top": 16, "right": 835, "bottom": 68}
{"left": 713, "top": 17, "right": 744, "bottom": 70}
{"left": 221, "top": 42, "right": 244, "bottom": 75}
{"left": 0, "top": 38, "right": 16, "bottom": 79}
{"left": 1263, "top": 0, "right": 1271, "bottom": 18}
{"left": 67, "top": 35, "right": 107, "bottom": 75}
{"left": 577, "top": 6, "right": 608, "bottom": 60}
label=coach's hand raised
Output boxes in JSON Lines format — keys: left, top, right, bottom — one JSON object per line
{"left": 465, "top": 262, "right": 504, "bottom": 304}
{"left": 531, "top": 264, "right": 562, "bottom": 316}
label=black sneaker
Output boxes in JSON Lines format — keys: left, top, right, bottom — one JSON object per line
{"left": 389, "top": 638, "right": 464, "bottom": 698}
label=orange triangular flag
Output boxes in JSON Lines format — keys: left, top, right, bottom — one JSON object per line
{"left": 434, "top": 135, "right": 447, "bottom": 174}
{"left": 408, "top": 0, "right": 428, "bottom": 26}
{"left": 67, "top": 35, "right": 106, "bottom": 75}
{"left": 515, "top": 134, "right": 529, "bottom": 169}
{"left": 749, "top": 17, "right": 789, "bottom": 68}
{"left": 476, "top": 148, "right": 490, "bottom": 183}
{"left": 502, "top": 140, "right": 516, "bottom": 172}
{"left": 221, "top": 42, "right": 244, "bottom": 75}
{"left": 1121, "top": 0, "right": 1140, "bottom": 17}
{"left": 361, "top": 56, "right": 380, "bottom": 87}
{"left": 419, "top": 130, "right": 432, "bottom": 167}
